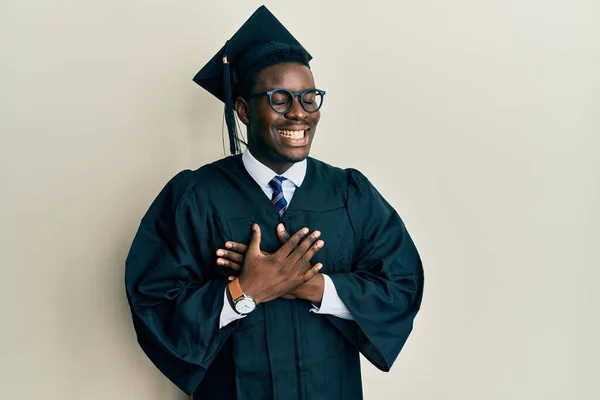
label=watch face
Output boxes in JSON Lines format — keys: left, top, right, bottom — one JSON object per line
{"left": 235, "top": 297, "right": 256, "bottom": 314}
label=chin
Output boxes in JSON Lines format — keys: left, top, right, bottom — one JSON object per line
{"left": 280, "top": 148, "right": 310, "bottom": 163}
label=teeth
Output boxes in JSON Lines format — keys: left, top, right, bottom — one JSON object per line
{"left": 279, "top": 130, "right": 305, "bottom": 139}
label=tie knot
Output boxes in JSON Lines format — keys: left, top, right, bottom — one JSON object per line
{"left": 269, "top": 176, "right": 287, "bottom": 192}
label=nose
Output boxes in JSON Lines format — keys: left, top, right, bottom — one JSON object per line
{"left": 284, "top": 95, "right": 308, "bottom": 121}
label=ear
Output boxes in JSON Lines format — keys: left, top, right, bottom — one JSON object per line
{"left": 235, "top": 97, "right": 250, "bottom": 126}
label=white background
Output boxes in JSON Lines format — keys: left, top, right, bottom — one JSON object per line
{"left": 1, "top": 0, "right": 599, "bottom": 399}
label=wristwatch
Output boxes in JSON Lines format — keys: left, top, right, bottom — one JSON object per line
{"left": 228, "top": 278, "right": 257, "bottom": 315}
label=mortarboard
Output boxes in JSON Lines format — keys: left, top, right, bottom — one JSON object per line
{"left": 193, "top": 5, "right": 312, "bottom": 155}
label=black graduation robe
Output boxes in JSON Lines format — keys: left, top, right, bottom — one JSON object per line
{"left": 125, "top": 155, "right": 424, "bottom": 400}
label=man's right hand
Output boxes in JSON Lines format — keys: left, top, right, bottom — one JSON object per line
{"left": 237, "top": 224, "right": 324, "bottom": 305}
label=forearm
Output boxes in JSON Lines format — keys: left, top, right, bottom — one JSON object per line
{"left": 309, "top": 273, "right": 354, "bottom": 320}
{"left": 294, "top": 273, "right": 325, "bottom": 305}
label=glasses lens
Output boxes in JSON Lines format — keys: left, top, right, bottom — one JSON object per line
{"left": 302, "top": 89, "right": 323, "bottom": 112}
{"left": 270, "top": 90, "right": 293, "bottom": 113}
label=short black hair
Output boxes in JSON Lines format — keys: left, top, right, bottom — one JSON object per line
{"left": 235, "top": 46, "right": 311, "bottom": 100}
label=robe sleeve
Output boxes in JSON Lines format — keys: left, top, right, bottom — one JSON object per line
{"left": 125, "top": 171, "right": 237, "bottom": 395}
{"left": 326, "top": 168, "right": 424, "bottom": 371}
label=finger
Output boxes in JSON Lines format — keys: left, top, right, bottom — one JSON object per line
{"left": 295, "top": 239, "right": 325, "bottom": 269}
{"left": 216, "top": 249, "right": 244, "bottom": 265}
{"left": 288, "top": 231, "right": 322, "bottom": 265}
{"left": 278, "top": 227, "right": 309, "bottom": 257}
{"left": 216, "top": 258, "right": 241, "bottom": 272}
{"left": 248, "top": 224, "right": 262, "bottom": 255}
{"left": 225, "top": 241, "right": 249, "bottom": 254}
{"left": 301, "top": 263, "right": 323, "bottom": 282}
{"left": 276, "top": 223, "right": 291, "bottom": 244}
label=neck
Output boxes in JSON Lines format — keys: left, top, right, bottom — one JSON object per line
{"left": 247, "top": 147, "right": 294, "bottom": 175}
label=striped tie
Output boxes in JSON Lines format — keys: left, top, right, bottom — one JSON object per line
{"left": 269, "top": 176, "right": 288, "bottom": 216}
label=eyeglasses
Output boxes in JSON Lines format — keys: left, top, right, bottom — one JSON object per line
{"left": 248, "top": 88, "right": 326, "bottom": 114}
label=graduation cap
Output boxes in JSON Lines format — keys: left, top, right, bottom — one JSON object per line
{"left": 193, "top": 5, "right": 312, "bottom": 155}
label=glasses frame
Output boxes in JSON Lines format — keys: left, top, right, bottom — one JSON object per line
{"left": 248, "top": 88, "right": 326, "bottom": 114}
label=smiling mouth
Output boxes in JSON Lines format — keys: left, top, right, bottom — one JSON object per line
{"left": 278, "top": 129, "right": 307, "bottom": 140}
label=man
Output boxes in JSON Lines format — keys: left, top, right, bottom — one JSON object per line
{"left": 125, "top": 6, "right": 424, "bottom": 400}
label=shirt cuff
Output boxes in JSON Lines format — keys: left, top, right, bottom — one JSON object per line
{"left": 219, "top": 288, "right": 245, "bottom": 329}
{"left": 310, "top": 274, "right": 354, "bottom": 320}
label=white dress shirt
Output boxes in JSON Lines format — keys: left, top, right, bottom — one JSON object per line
{"left": 219, "top": 150, "right": 354, "bottom": 328}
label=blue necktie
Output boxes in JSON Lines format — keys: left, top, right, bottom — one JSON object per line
{"left": 269, "top": 176, "right": 288, "bottom": 216}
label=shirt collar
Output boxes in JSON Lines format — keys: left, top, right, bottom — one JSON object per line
{"left": 242, "top": 149, "right": 307, "bottom": 188}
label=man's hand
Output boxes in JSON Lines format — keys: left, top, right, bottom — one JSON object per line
{"left": 216, "top": 224, "right": 322, "bottom": 300}
{"left": 228, "top": 224, "right": 324, "bottom": 304}
{"left": 216, "top": 243, "right": 269, "bottom": 274}
{"left": 216, "top": 224, "right": 291, "bottom": 276}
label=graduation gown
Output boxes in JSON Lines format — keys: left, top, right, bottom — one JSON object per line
{"left": 125, "top": 155, "right": 424, "bottom": 400}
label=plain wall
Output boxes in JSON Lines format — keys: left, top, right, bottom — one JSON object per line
{"left": 1, "top": 0, "right": 598, "bottom": 399}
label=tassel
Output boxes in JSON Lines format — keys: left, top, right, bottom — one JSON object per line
{"left": 222, "top": 44, "right": 241, "bottom": 155}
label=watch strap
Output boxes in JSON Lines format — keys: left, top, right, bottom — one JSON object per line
{"left": 228, "top": 278, "right": 244, "bottom": 302}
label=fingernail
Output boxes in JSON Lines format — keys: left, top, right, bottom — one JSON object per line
{"left": 216, "top": 250, "right": 224, "bottom": 256}
{"left": 303, "top": 228, "right": 309, "bottom": 234}
{"left": 277, "top": 223, "right": 284, "bottom": 231}
{"left": 217, "top": 259, "right": 225, "bottom": 265}
{"left": 317, "top": 240, "right": 324, "bottom": 248}
{"left": 314, "top": 231, "right": 321, "bottom": 238}
{"left": 317, "top": 264, "right": 323, "bottom": 271}
{"left": 225, "top": 242, "right": 232, "bottom": 249}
